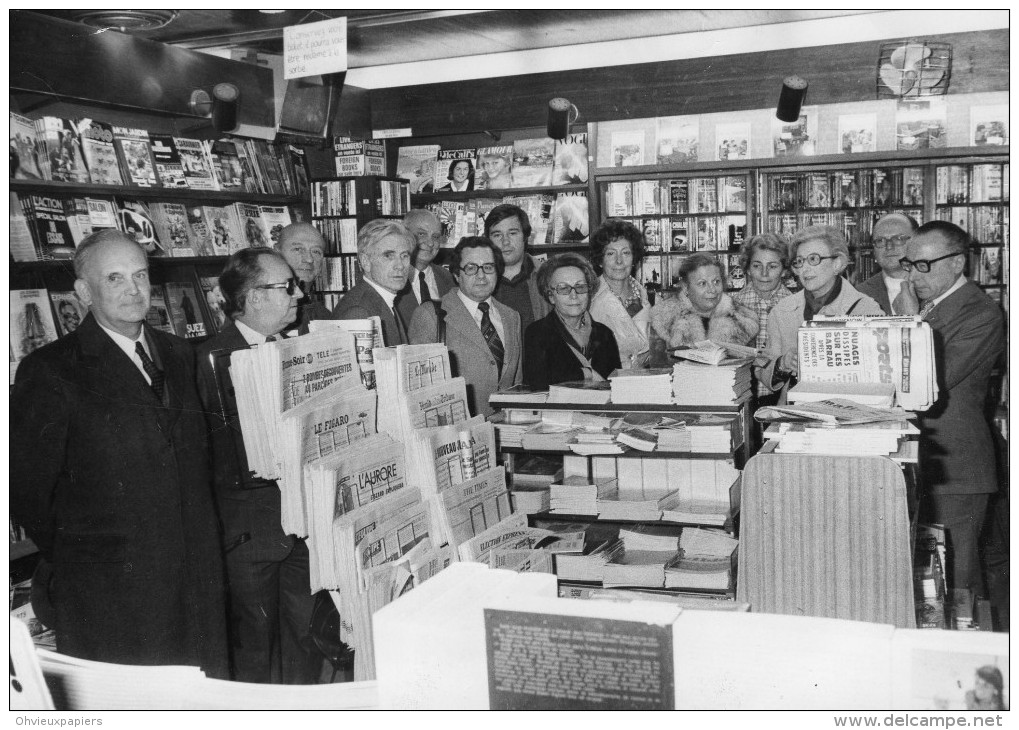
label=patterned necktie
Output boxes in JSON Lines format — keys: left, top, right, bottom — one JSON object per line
{"left": 135, "top": 342, "right": 165, "bottom": 401}
{"left": 419, "top": 270, "right": 431, "bottom": 303}
{"left": 919, "top": 300, "right": 937, "bottom": 320}
{"left": 477, "top": 301, "right": 505, "bottom": 377}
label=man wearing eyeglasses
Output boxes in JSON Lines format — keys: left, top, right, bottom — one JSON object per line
{"left": 196, "top": 248, "right": 322, "bottom": 684}
{"left": 408, "top": 236, "right": 522, "bottom": 418}
{"left": 857, "top": 212, "right": 919, "bottom": 314}
{"left": 897, "top": 220, "right": 1005, "bottom": 597}
{"left": 395, "top": 209, "right": 456, "bottom": 328}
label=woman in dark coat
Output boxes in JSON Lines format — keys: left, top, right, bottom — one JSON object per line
{"left": 523, "top": 252, "right": 621, "bottom": 389}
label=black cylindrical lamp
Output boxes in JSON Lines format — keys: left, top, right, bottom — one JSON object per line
{"left": 547, "top": 97, "right": 579, "bottom": 141}
{"left": 776, "top": 76, "right": 808, "bottom": 123}
{"left": 212, "top": 83, "right": 240, "bottom": 133}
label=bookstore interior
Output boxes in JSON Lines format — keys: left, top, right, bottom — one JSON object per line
{"left": 8, "top": 9, "right": 1012, "bottom": 714}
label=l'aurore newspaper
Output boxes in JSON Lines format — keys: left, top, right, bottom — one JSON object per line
{"left": 797, "top": 316, "right": 937, "bottom": 411}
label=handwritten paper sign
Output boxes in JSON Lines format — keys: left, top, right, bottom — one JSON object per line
{"left": 283, "top": 17, "right": 347, "bottom": 80}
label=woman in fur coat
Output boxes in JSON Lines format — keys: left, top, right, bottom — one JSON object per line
{"left": 649, "top": 252, "right": 758, "bottom": 363}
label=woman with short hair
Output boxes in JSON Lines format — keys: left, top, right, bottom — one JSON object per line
{"left": 588, "top": 220, "right": 651, "bottom": 369}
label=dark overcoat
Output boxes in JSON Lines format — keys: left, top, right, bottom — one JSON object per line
{"left": 10, "top": 314, "right": 229, "bottom": 677}
{"left": 332, "top": 279, "right": 407, "bottom": 345}
{"left": 523, "top": 312, "right": 621, "bottom": 390}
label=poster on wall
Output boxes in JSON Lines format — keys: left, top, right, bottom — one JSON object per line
{"left": 610, "top": 129, "right": 645, "bottom": 167}
{"left": 895, "top": 100, "right": 947, "bottom": 151}
{"left": 656, "top": 116, "right": 699, "bottom": 165}
{"left": 970, "top": 105, "right": 1009, "bottom": 146}
{"left": 772, "top": 108, "right": 817, "bottom": 157}
{"left": 837, "top": 113, "right": 877, "bottom": 154}
{"left": 715, "top": 123, "right": 750, "bottom": 161}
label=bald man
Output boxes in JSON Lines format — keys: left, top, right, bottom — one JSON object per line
{"left": 395, "top": 209, "right": 456, "bottom": 327}
{"left": 857, "top": 212, "right": 919, "bottom": 315}
{"left": 276, "top": 222, "right": 333, "bottom": 334}
{"left": 10, "top": 229, "right": 229, "bottom": 676}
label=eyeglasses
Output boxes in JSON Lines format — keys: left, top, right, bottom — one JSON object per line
{"left": 550, "top": 283, "right": 591, "bottom": 297}
{"left": 459, "top": 263, "right": 497, "bottom": 276}
{"left": 898, "top": 252, "right": 962, "bottom": 273}
{"left": 790, "top": 254, "right": 838, "bottom": 269}
{"left": 872, "top": 234, "right": 911, "bottom": 250}
{"left": 255, "top": 278, "right": 300, "bottom": 296}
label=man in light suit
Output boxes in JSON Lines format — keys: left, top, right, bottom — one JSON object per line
{"left": 275, "top": 222, "right": 331, "bottom": 334}
{"left": 196, "top": 248, "right": 321, "bottom": 683}
{"left": 856, "top": 212, "right": 919, "bottom": 315}
{"left": 408, "top": 236, "right": 522, "bottom": 418}
{"left": 333, "top": 219, "right": 414, "bottom": 345}
{"left": 11, "top": 230, "right": 229, "bottom": 677}
{"left": 395, "top": 209, "right": 456, "bottom": 326}
{"left": 897, "top": 220, "right": 1005, "bottom": 595}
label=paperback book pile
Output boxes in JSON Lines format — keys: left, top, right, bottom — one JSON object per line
{"left": 686, "top": 415, "right": 738, "bottom": 452}
{"left": 664, "top": 528, "right": 738, "bottom": 591}
{"left": 788, "top": 381, "right": 896, "bottom": 407}
{"left": 608, "top": 368, "right": 674, "bottom": 404}
{"left": 550, "top": 476, "right": 620, "bottom": 516}
{"left": 601, "top": 527, "right": 680, "bottom": 588}
{"left": 547, "top": 380, "right": 612, "bottom": 405}
{"left": 672, "top": 360, "right": 753, "bottom": 405}
{"left": 766, "top": 419, "right": 919, "bottom": 458}
{"left": 797, "top": 316, "right": 938, "bottom": 411}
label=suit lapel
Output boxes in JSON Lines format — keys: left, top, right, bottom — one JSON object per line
{"left": 362, "top": 282, "right": 402, "bottom": 345}
{"left": 444, "top": 292, "right": 492, "bottom": 356}
{"left": 147, "top": 327, "right": 184, "bottom": 429}
{"left": 76, "top": 315, "right": 167, "bottom": 411}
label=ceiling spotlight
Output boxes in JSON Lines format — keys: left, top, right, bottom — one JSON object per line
{"left": 68, "top": 10, "right": 179, "bottom": 32}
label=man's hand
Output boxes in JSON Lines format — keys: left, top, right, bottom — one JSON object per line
{"left": 779, "top": 349, "right": 799, "bottom": 379}
{"left": 893, "top": 280, "right": 920, "bottom": 315}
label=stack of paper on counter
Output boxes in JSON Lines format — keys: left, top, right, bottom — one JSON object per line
{"left": 277, "top": 387, "right": 377, "bottom": 537}
{"left": 308, "top": 317, "right": 383, "bottom": 389}
{"left": 580, "top": 588, "right": 749, "bottom": 612}
{"left": 491, "top": 408, "right": 541, "bottom": 448}
{"left": 546, "top": 379, "right": 611, "bottom": 404}
{"left": 549, "top": 475, "right": 619, "bottom": 515}
{"left": 489, "top": 383, "right": 549, "bottom": 407}
{"left": 788, "top": 380, "right": 896, "bottom": 407}
{"left": 601, "top": 527, "right": 681, "bottom": 588}
{"left": 304, "top": 432, "right": 407, "bottom": 590}
{"left": 673, "top": 339, "right": 757, "bottom": 366}
{"left": 797, "top": 315, "right": 937, "bottom": 411}
{"left": 598, "top": 491, "right": 676, "bottom": 522}
{"left": 765, "top": 419, "right": 920, "bottom": 457}
{"left": 672, "top": 359, "right": 753, "bottom": 405}
{"left": 664, "top": 528, "right": 738, "bottom": 591}
{"left": 685, "top": 413, "right": 738, "bottom": 452}
{"left": 553, "top": 534, "right": 624, "bottom": 583}
{"left": 755, "top": 398, "right": 913, "bottom": 427}
{"left": 331, "top": 486, "right": 450, "bottom": 679}
{"left": 608, "top": 367, "right": 674, "bottom": 404}
{"left": 230, "top": 329, "right": 363, "bottom": 534}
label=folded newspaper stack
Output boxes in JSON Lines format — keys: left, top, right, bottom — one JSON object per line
{"left": 230, "top": 328, "right": 365, "bottom": 535}
{"left": 797, "top": 316, "right": 937, "bottom": 411}
{"left": 672, "top": 360, "right": 753, "bottom": 405}
{"left": 308, "top": 317, "right": 384, "bottom": 389}
{"left": 608, "top": 368, "right": 674, "bottom": 404}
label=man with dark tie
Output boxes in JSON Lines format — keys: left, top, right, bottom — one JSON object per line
{"left": 395, "top": 209, "right": 456, "bottom": 326}
{"left": 10, "top": 229, "right": 229, "bottom": 677}
{"left": 856, "top": 212, "right": 918, "bottom": 314}
{"left": 332, "top": 219, "right": 415, "bottom": 345}
{"left": 275, "top": 222, "right": 332, "bottom": 334}
{"left": 196, "top": 248, "right": 321, "bottom": 683}
{"left": 897, "top": 220, "right": 1005, "bottom": 596}
{"left": 408, "top": 236, "right": 522, "bottom": 417}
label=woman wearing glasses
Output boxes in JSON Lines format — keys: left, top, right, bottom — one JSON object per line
{"left": 760, "top": 225, "right": 883, "bottom": 400}
{"left": 649, "top": 252, "right": 759, "bottom": 364}
{"left": 588, "top": 220, "right": 651, "bottom": 370}
{"left": 523, "top": 252, "right": 621, "bottom": 389}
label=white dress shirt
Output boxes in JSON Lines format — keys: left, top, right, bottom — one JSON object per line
{"left": 364, "top": 277, "right": 399, "bottom": 309}
{"left": 457, "top": 290, "right": 506, "bottom": 343}
{"left": 882, "top": 274, "right": 906, "bottom": 313}
{"left": 235, "top": 318, "right": 275, "bottom": 346}
{"left": 411, "top": 266, "right": 440, "bottom": 304}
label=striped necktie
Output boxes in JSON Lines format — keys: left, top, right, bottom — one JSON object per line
{"left": 919, "top": 300, "right": 937, "bottom": 320}
{"left": 135, "top": 342, "right": 165, "bottom": 401}
{"left": 477, "top": 301, "right": 505, "bottom": 377}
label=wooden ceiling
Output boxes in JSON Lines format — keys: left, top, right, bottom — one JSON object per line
{"left": 33, "top": 10, "right": 878, "bottom": 68}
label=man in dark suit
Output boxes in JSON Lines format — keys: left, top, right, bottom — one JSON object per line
{"left": 898, "top": 220, "right": 1005, "bottom": 594}
{"left": 332, "top": 218, "right": 415, "bottom": 345}
{"left": 196, "top": 248, "right": 322, "bottom": 684}
{"left": 395, "top": 209, "right": 456, "bottom": 326}
{"left": 856, "top": 212, "right": 918, "bottom": 315}
{"left": 408, "top": 236, "right": 523, "bottom": 417}
{"left": 276, "top": 222, "right": 332, "bottom": 334}
{"left": 10, "top": 230, "right": 229, "bottom": 677}
{"left": 485, "top": 204, "right": 551, "bottom": 330}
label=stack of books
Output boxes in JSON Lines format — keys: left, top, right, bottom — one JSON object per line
{"left": 664, "top": 528, "right": 738, "bottom": 591}
{"left": 550, "top": 476, "right": 619, "bottom": 515}
{"left": 766, "top": 419, "right": 919, "bottom": 457}
{"left": 601, "top": 527, "right": 680, "bottom": 588}
{"left": 686, "top": 414, "right": 737, "bottom": 453}
{"left": 608, "top": 368, "right": 674, "bottom": 404}
{"left": 547, "top": 380, "right": 611, "bottom": 405}
{"left": 672, "top": 361, "right": 752, "bottom": 405}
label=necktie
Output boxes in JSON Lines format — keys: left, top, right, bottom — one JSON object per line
{"left": 477, "top": 301, "right": 505, "bottom": 377}
{"left": 392, "top": 304, "right": 409, "bottom": 344}
{"left": 919, "top": 300, "right": 937, "bottom": 320}
{"left": 135, "top": 342, "right": 165, "bottom": 401}
{"left": 419, "top": 270, "right": 431, "bottom": 303}
{"left": 266, "top": 335, "right": 277, "bottom": 343}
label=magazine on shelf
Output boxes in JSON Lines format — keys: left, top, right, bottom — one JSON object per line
{"left": 772, "top": 108, "right": 817, "bottom": 157}
{"left": 511, "top": 138, "right": 555, "bottom": 187}
{"left": 49, "top": 291, "right": 88, "bottom": 337}
{"left": 148, "top": 134, "right": 188, "bottom": 188}
{"left": 196, "top": 276, "right": 228, "bottom": 333}
{"left": 475, "top": 145, "right": 515, "bottom": 190}
{"left": 434, "top": 148, "right": 478, "bottom": 192}
{"left": 175, "top": 137, "right": 219, "bottom": 190}
{"left": 36, "top": 117, "right": 90, "bottom": 183}
{"left": 715, "top": 122, "right": 750, "bottom": 161}
{"left": 111, "top": 126, "right": 160, "bottom": 187}
{"left": 838, "top": 113, "right": 877, "bottom": 154}
{"left": 656, "top": 116, "right": 699, "bottom": 165}
{"left": 76, "top": 118, "right": 125, "bottom": 185}
{"left": 396, "top": 144, "right": 440, "bottom": 194}
{"left": 145, "top": 285, "right": 174, "bottom": 335}
{"left": 609, "top": 129, "right": 645, "bottom": 167}
{"left": 970, "top": 105, "right": 1008, "bottom": 147}
{"left": 552, "top": 133, "right": 589, "bottom": 185}
{"left": 149, "top": 202, "right": 196, "bottom": 257}
{"left": 896, "top": 100, "right": 947, "bottom": 151}
{"left": 10, "top": 289, "right": 59, "bottom": 364}
{"left": 9, "top": 112, "right": 45, "bottom": 180}
{"left": 551, "top": 191, "right": 589, "bottom": 244}
{"left": 163, "top": 281, "right": 210, "bottom": 341}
